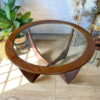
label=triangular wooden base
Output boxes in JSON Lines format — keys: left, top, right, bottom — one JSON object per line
{"left": 19, "top": 68, "right": 80, "bottom": 84}
{"left": 59, "top": 68, "right": 80, "bottom": 83}
{"left": 20, "top": 69, "right": 40, "bottom": 83}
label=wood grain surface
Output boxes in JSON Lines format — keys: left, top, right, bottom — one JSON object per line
{"left": 5, "top": 20, "right": 95, "bottom": 75}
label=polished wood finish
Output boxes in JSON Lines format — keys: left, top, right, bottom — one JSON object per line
{"left": 5, "top": 20, "right": 95, "bottom": 83}
{"left": 60, "top": 68, "right": 80, "bottom": 83}
{"left": 20, "top": 69, "right": 40, "bottom": 83}
{"left": 5, "top": 20, "right": 95, "bottom": 75}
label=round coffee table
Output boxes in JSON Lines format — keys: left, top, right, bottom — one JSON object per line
{"left": 5, "top": 20, "right": 95, "bottom": 83}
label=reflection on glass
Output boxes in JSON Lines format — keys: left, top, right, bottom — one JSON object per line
{"left": 13, "top": 23, "right": 87, "bottom": 67}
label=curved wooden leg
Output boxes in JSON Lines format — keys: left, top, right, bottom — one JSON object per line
{"left": 60, "top": 68, "right": 80, "bottom": 84}
{"left": 20, "top": 69, "right": 40, "bottom": 83}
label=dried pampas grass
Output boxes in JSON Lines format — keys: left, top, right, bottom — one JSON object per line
{"left": 71, "top": 0, "right": 86, "bottom": 19}
{"left": 84, "top": 0, "right": 97, "bottom": 12}
{"left": 70, "top": 0, "right": 97, "bottom": 19}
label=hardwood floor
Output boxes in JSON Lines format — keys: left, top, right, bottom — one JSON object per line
{"left": 0, "top": 62, "right": 100, "bottom": 100}
{"left": 0, "top": 38, "right": 100, "bottom": 100}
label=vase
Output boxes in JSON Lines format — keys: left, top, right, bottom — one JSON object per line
{"left": 14, "top": 35, "right": 30, "bottom": 54}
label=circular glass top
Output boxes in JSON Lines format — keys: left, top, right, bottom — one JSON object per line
{"left": 13, "top": 22, "right": 87, "bottom": 67}
{"left": 5, "top": 20, "right": 94, "bottom": 74}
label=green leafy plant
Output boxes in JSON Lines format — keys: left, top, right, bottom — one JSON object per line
{"left": 0, "top": 0, "right": 33, "bottom": 39}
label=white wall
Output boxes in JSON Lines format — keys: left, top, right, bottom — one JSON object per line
{"left": 20, "top": 0, "right": 93, "bottom": 30}
{"left": 20, "top": 0, "right": 73, "bottom": 22}
{"left": 1, "top": 0, "right": 93, "bottom": 34}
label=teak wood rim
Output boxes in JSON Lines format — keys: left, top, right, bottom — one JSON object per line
{"left": 5, "top": 20, "right": 95, "bottom": 75}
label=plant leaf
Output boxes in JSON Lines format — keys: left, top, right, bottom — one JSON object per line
{"left": 13, "top": 21, "right": 20, "bottom": 29}
{"left": 1, "top": 29, "right": 11, "bottom": 40}
{"left": 13, "top": 6, "right": 21, "bottom": 10}
{"left": 17, "top": 12, "right": 22, "bottom": 18}
{"left": 0, "top": 17, "right": 11, "bottom": 28}
{"left": 0, "top": 8, "right": 6, "bottom": 18}
{"left": 22, "top": 18, "right": 33, "bottom": 25}
{"left": 5, "top": 3, "right": 11, "bottom": 20}
{"left": 0, "top": 23, "right": 10, "bottom": 29}
{"left": 2, "top": 28, "right": 12, "bottom": 34}
{"left": 8, "top": 0, "right": 16, "bottom": 9}
{"left": 10, "top": 10, "right": 16, "bottom": 21}
{"left": 20, "top": 12, "right": 31, "bottom": 21}
{"left": 0, "top": 17, "right": 9, "bottom": 23}
{"left": 10, "top": 8, "right": 17, "bottom": 21}
{"left": 11, "top": 6, "right": 21, "bottom": 21}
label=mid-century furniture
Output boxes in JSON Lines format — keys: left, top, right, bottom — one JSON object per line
{"left": 5, "top": 20, "right": 95, "bottom": 83}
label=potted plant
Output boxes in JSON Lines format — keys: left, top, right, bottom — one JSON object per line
{"left": 0, "top": 0, "right": 33, "bottom": 58}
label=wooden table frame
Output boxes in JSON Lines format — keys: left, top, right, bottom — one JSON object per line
{"left": 5, "top": 20, "right": 95, "bottom": 83}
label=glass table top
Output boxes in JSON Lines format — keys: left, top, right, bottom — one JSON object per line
{"left": 13, "top": 23, "right": 87, "bottom": 67}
